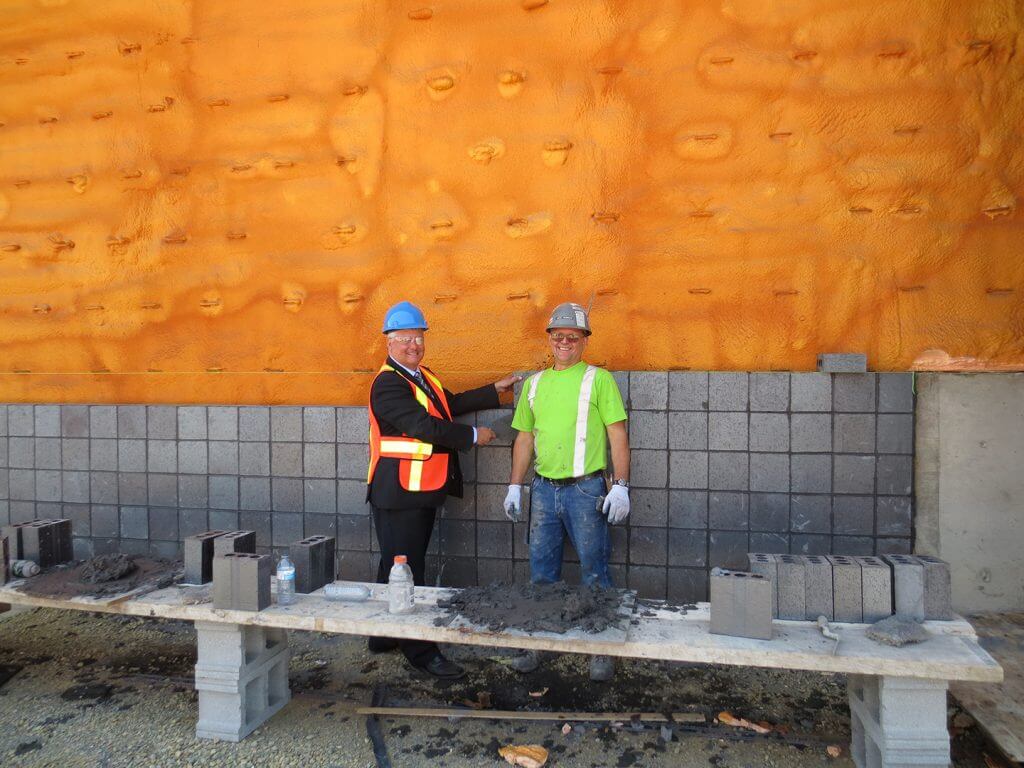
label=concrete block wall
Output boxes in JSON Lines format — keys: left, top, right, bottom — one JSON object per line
{"left": 0, "top": 371, "right": 915, "bottom": 601}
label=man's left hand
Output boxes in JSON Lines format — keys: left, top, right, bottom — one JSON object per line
{"left": 493, "top": 374, "right": 523, "bottom": 394}
{"left": 602, "top": 485, "right": 630, "bottom": 525}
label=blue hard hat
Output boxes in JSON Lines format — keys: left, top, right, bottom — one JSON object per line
{"left": 382, "top": 301, "right": 429, "bottom": 334}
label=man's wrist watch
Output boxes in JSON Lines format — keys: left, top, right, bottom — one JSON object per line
{"left": 613, "top": 479, "right": 629, "bottom": 490}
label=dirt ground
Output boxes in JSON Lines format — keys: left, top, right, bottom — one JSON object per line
{"left": 0, "top": 606, "right": 1008, "bottom": 768}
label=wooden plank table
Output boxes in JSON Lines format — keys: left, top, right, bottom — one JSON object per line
{"left": 0, "top": 580, "right": 1004, "bottom": 767}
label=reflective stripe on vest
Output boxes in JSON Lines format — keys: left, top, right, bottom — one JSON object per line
{"left": 526, "top": 365, "right": 598, "bottom": 477}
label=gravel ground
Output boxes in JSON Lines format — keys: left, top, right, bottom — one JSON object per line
{"left": 0, "top": 606, "right": 1005, "bottom": 768}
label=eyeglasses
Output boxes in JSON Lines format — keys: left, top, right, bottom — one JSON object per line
{"left": 389, "top": 335, "right": 424, "bottom": 346}
{"left": 549, "top": 333, "right": 584, "bottom": 344}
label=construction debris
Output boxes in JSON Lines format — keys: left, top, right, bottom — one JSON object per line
{"left": 498, "top": 744, "right": 548, "bottom": 767}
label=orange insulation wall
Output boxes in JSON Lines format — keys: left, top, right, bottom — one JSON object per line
{"left": 1, "top": 0, "right": 1022, "bottom": 405}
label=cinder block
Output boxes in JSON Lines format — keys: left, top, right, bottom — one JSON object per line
{"left": 213, "top": 530, "right": 256, "bottom": 558}
{"left": 827, "top": 555, "right": 862, "bottom": 623}
{"left": 1, "top": 523, "right": 28, "bottom": 560}
{"left": 184, "top": 530, "right": 227, "bottom": 584}
{"left": 816, "top": 353, "right": 867, "bottom": 373}
{"left": 916, "top": 555, "right": 952, "bottom": 620}
{"left": 803, "top": 555, "right": 833, "bottom": 621}
{"left": 775, "top": 555, "right": 806, "bottom": 620}
{"left": 44, "top": 519, "right": 73, "bottom": 564}
{"left": 290, "top": 535, "right": 334, "bottom": 593}
{"left": 213, "top": 552, "right": 272, "bottom": 611}
{"left": 747, "top": 553, "right": 778, "bottom": 618}
{"left": 2, "top": 534, "right": 9, "bottom": 584}
{"left": 21, "top": 521, "right": 57, "bottom": 567}
{"left": 212, "top": 553, "right": 233, "bottom": 609}
{"left": 884, "top": 554, "right": 924, "bottom": 621}
{"left": 710, "top": 568, "right": 772, "bottom": 640}
{"left": 855, "top": 556, "right": 893, "bottom": 622}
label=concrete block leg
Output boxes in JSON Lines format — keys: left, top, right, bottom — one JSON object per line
{"left": 847, "top": 674, "right": 950, "bottom": 768}
{"left": 194, "top": 621, "right": 291, "bottom": 741}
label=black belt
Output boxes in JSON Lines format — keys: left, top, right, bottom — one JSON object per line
{"left": 537, "top": 470, "right": 604, "bottom": 487}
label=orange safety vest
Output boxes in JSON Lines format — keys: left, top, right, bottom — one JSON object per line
{"left": 367, "top": 363, "right": 452, "bottom": 493}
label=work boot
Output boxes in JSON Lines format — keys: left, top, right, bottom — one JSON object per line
{"left": 509, "top": 650, "right": 543, "bottom": 673}
{"left": 589, "top": 655, "right": 614, "bottom": 682}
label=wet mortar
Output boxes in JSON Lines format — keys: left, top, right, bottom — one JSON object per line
{"left": 15, "top": 557, "right": 180, "bottom": 599}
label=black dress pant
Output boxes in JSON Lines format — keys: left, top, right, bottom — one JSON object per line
{"left": 369, "top": 504, "right": 439, "bottom": 667}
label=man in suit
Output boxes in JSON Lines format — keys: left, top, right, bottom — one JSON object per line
{"left": 366, "top": 300, "right": 520, "bottom": 678}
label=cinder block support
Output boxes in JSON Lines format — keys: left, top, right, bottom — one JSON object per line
{"left": 748, "top": 553, "right": 778, "bottom": 618}
{"left": 776, "top": 555, "right": 806, "bottom": 620}
{"left": 194, "top": 621, "right": 291, "bottom": 741}
{"left": 885, "top": 555, "right": 925, "bottom": 621}
{"left": 803, "top": 555, "right": 834, "bottom": 621}
{"left": 710, "top": 569, "right": 772, "bottom": 640}
{"left": 828, "top": 555, "right": 863, "bottom": 623}
{"left": 915, "top": 555, "right": 952, "bottom": 620}
{"left": 856, "top": 556, "right": 893, "bottom": 623}
{"left": 847, "top": 674, "right": 950, "bottom": 768}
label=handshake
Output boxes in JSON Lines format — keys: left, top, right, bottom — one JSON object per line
{"left": 501, "top": 483, "right": 630, "bottom": 524}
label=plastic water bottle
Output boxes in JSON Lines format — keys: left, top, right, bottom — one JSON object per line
{"left": 276, "top": 554, "right": 296, "bottom": 606}
{"left": 387, "top": 555, "right": 415, "bottom": 614}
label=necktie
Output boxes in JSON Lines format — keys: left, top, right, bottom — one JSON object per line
{"left": 413, "top": 370, "right": 426, "bottom": 389}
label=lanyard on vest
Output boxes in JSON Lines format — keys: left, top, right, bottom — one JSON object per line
{"left": 526, "top": 364, "right": 597, "bottom": 477}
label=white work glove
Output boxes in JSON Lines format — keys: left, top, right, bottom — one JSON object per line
{"left": 602, "top": 485, "right": 630, "bottom": 525}
{"left": 503, "top": 485, "right": 522, "bottom": 522}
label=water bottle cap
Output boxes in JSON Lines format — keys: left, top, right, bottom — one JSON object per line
{"left": 394, "top": 555, "right": 407, "bottom": 565}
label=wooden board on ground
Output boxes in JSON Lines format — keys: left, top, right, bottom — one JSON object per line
{"left": 356, "top": 706, "right": 706, "bottom": 724}
{"left": 951, "top": 612, "right": 1024, "bottom": 762}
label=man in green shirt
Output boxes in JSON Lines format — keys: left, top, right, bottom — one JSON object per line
{"left": 503, "top": 302, "right": 631, "bottom": 681}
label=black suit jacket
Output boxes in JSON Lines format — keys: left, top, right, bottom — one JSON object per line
{"left": 367, "top": 356, "right": 500, "bottom": 510}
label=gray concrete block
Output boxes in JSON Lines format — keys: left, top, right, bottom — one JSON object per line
{"left": 790, "top": 373, "right": 831, "bottom": 412}
{"left": 62, "top": 438, "right": 89, "bottom": 470}
{"left": 630, "top": 372, "right": 668, "bottom": 410}
{"left": 708, "top": 531, "right": 748, "bottom": 570}
{"left": 303, "top": 407, "right": 336, "bottom": 442}
{"left": 239, "top": 407, "right": 270, "bottom": 441}
{"left": 36, "top": 470, "right": 62, "bottom": 502}
{"left": 62, "top": 471, "right": 90, "bottom": 503}
{"left": 290, "top": 535, "right": 334, "bottom": 593}
{"left": 303, "top": 479, "right": 336, "bottom": 513}
{"left": 708, "top": 412, "right": 747, "bottom": 451}
{"left": 337, "top": 480, "right": 368, "bottom": 515}
{"left": 629, "top": 411, "right": 668, "bottom": 449}
{"left": 214, "top": 530, "right": 256, "bottom": 557}
{"left": 816, "top": 353, "right": 867, "bottom": 373}
{"left": 854, "top": 556, "right": 893, "bottom": 622}
{"left": 148, "top": 507, "right": 179, "bottom": 542}
{"left": 790, "top": 494, "right": 830, "bottom": 534}
{"left": 668, "top": 490, "right": 707, "bottom": 528}
{"left": 271, "top": 443, "right": 302, "bottom": 477}
{"left": 669, "top": 529, "right": 707, "bottom": 567}
{"left": 668, "top": 372, "right": 708, "bottom": 410}
{"left": 2, "top": 522, "right": 27, "bottom": 559}
{"left": 476, "top": 445, "right": 511, "bottom": 484}
{"left": 116, "top": 405, "right": 146, "bottom": 438}
{"left": 8, "top": 437, "right": 33, "bottom": 468}
{"left": 629, "top": 527, "right": 667, "bottom": 566}
{"left": 8, "top": 405, "right": 34, "bottom": 436}
{"left": 302, "top": 443, "right": 335, "bottom": 478}
{"left": 876, "top": 496, "right": 912, "bottom": 536}
{"left": 336, "top": 407, "right": 369, "bottom": 443}
{"left": 630, "top": 488, "right": 667, "bottom": 526}
{"left": 710, "top": 569, "right": 772, "bottom": 640}
{"left": 885, "top": 554, "right": 925, "bottom": 621}
{"left": 21, "top": 520, "right": 57, "bottom": 566}
{"left": 147, "top": 406, "right": 177, "bottom": 439}
{"left": 208, "top": 406, "right": 239, "bottom": 441}
{"left": 147, "top": 440, "right": 177, "bottom": 473}
{"left": 2, "top": 534, "right": 9, "bottom": 583}
{"left": 34, "top": 437, "right": 61, "bottom": 469}
{"left": 120, "top": 505, "right": 148, "bottom": 539}
{"left": 271, "top": 478, "right": 303, "bottom": 513}
{"left": 803, "top": 555, "right": 833, "bottom": 620}
{"left": 878, "top": 372, "right": 914, "bottom": 413}
{"left": 833, "top": 495, "right": 873, "bottom": 535}
{"left": 708, "top": 452, "right": 747, "bottom": 491}
{"left": 668, "top": 412, "right": 706, "bottom": 450}
{"left": 89, "top": 406, "right": 117, "bottom": 438}
{"left": 178, "top": 406, "right": 207, "bottom": 440}
{"left": 749, "top": 413, "right": 788, "bottom": 452}
{"left": 749, "top": 373, "right": 789, "bottom": 412}
{"left": 833, "top": 455, "right": 875, "bottom": 495}
{"left": 209, "top": 441, "right": 240, "bottom": 475}
{"left": 61, "top": 405, "right": 89, "bottom": 438}
{"left": 750, "top": 453, "right": 789, "bottom": 493}
{"left": 791, "top": 454, "right": 831, "bottom": 494}
{"left": 35, "top": 405, "right": 61, "bottom": 437}
{"left": 791, "top": 533, "right": 830, "bottom": 556}
{"left": 877, "top": 413, "right": 914, "bottom": 454}
{"left": 833, "top": 414, "right": 876, "bottom": 454}
{"left": 916, "top": 555, "right": 952, "bottom": 620}
{"left": 790, "top": 413, "right": 831, "bottom": 453}
{"left": 747, "top": 553, "right": 778, "bottom": 617}
{"left": 750, "top": 493, "right": 789, "bottom": 532}
{"left": 667, "top": 567, "right": 708, "bottom": 603}
{"left": 833, "top": 373, "right": 876, "bottom": 412}
{"left": 709, "top": 491, "right": 748, "bottom": 530}
{"left": 631, "top": 449, "right": 667, "bottom": 488}
{"left": 9, "top": 469, "right": 35, "bottom": 500}
{"left": 185, "top": 531, "right": 227, "bottom": 584}
{"left": 876, "top": 455, "right": 912, "bottom": 495}
{"left": 239, "top": 442, "right": 271, "bottom": 477}
{"left": 210, "top": 476, "right": 240, "bottom": 510}
{"left": 218, "top": 552, "right": 272, "bottom": 611}
{"left": 270, "top": 407, "right": 302, "bottom": 441}
{"left": 148, "top": 473, "right": 178, "bottom": 507}
{"left": 775, "top": 554, "right": 806, "bottom": 620}
{"left": 709, "top": 373, "right": 748, "bottom": 411}
{"left": 827, "top": 555, "right": 862, "bottom": 623}
{"left": 832, "top": 536, "right": 874, "bottom": 557}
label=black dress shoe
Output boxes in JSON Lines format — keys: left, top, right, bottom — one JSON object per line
{"left": 368, "top": 637, "right": 399, "bottom": 653}
{"left": 417, "top": 655, "right": 466, "bottom": 680}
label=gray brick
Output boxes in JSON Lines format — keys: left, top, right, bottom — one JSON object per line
{"left": 886, "top": 554, "right": 925, "bottom": 620}
{"left": 61, "top": 471, "right": 90, "bottom": 503}
{"left": 304, "top": 513, "right": 337, "bottom": 540}
{"left": 791, "top": 454, "right": 831, "bottom": 493}
{"left": 856, "top": 555, "right": 893, "bottom": 621}
{"left": 669, "top": 372, "right": 708, "bottom": 410}
{"left": 36, "top": 470, "right": 62, "bottom": 501}
{"left": 477, "top": 446, "right": 511, "bottom": 484}
{"left": 61, "top": 405, "right": 89, "bottom": 437}
{"left": 790, "top": 373, "right": 831, "bottom": 412}
{"left": 709, "top": 531, "right": 748, "bottom": 570}
{"left": 877, "top": 496, "right": 912, "bottom": 536}
{"left": 9, "top": 469, "right": 34, "bottom": 500}
{"left": 790, "top": 413, "right": 831, "bottom": 453}
{"left": 610, "top": 371, "right": 629, "bottom": 406}
{"left": 750, "top": 373, "right": 789, "bottom": 412}
{"left": 477, "top": 522, "right": 512, "bottom": 559}
{"left": 877, "top": 413, "right": 913, "bottom": 454}
{"left": 0, "top": 468, "right": 6, "bottom": 500}
{"left": 709, "top": 373, "right": 748, "bottom": 411}
{"left": 668, "top": 529, "right": 706, "bottom": 567}
{"left": 271, "top": 477, "right": 302, "bottom": 512}
{"left": 240, "top": 476, "right": 271, "bottom": 511}
{"left": 708, "top": 412, "right": 747, "bottom": 451}
{"left": 876, "top": 537, "right": 911, "bottom": 555}
{"left": 149, "top": 507, "right": 178, "bottom": 541}
{"left": 91, "top": 505, "right": 119, "bottom": 537}
{"left": 61, "top": 438, "right": 88, "bottom": 470}
{"left": 209, "top": 475, "right": 239, "bottom": 510}
{"left": 271, "top": 442, "right": 302, "bottom": 477}
{"left": 629, "top": 411, "right": 667, "bottom": 449}
{"left": 775, "top": 554, "right": 806, "bottom": 620}
{"left": 833, "top": 495, "right": 873, "bottom": 535}
{"left": 667, "top": 567, "right": 707, "bottom": 603}
{"left": 709, "top": 491, "right": 748, "bottom": 530}
{"left": 177, "top": 406, "right": 207, "bottom": 439}
{"left": 338, "top": 514, "right": 371, "bottom": 549}
{"left": 791, "top": 494, "right": 831, "bottom": 533}
{"left": 0, "top": 437, "right": 6, "bottom": 468}
{"left": 833, "top": 373, "right": 876, "bottom": 412}
{"left": 878, "top": 373, "right": 914, "bottom": 413}
{"left": 791, "top": 533, "right": 831, "bottom": 555}
{"left": 73, "top": 537, "right": 94, "bottom": 559}
{"left": 916, "top": 554, "right": 952, "bottom": 620}
{"left": 272, "top": 512, "right": 304, "bottom": 546}
{"left": 302, "top": 443, "right": 334, "bottom": 478}
{"left": 35, "top": 405, "right": 61, "bottom": 437}
{"left": 303, "top": 407, "right": 336, "bottom": 442}
{"left": 748, "top": 553, "right": 778, "bottom": 616}
{"left": 630, "top": 488, "right": 667, "bottom": 526}
{"left": 669, "top": 490, "right": 707, "bottom": 528}
{"left": 62, "top": 503, "right": 90, "bottom": 536}
{"left": 239, "top": 407, "right": 270, "bottom": 441}
{"left": 35, "top": 437, "right": 61, "bottom": 469}
{"left": 9, "top": 500, "right": 34, "bottom": 523}
{"left": 148, "top": 440, "right": 177, "bottom": 473}
{"left": 205, "top": 441, "right": 238, "bottom": 475}
{"left": 749, "top": 531, "right": 788, "bottom": 554}
{"left": 833, "top": 536, "right": 874, "bottom": 556}
{"left": 207, "top": 406, "right": 238, "bottom": 440}
{"left": 337, "top": 407, "right": 369, "bottom": 443}
{"left": 749, "top": 413, "right": 788, "bottom": 452}
{"left": 177, "top": 440, "right": 207, "bottom": 474}
{"left": 116, "top": 406, "right": 146, "bottom": 438}
{"left": 146, "top": 406, "right": 176, "bottom": 439}
{"left": 9, "top": 436, "right": 33, "bottom": 468}
{"left": 89, "top": 406, "right": 116, "bottom": 438}
{"left": 270, "top": 406, "right": 302, "bottom": 441}
{"left": 668, "top": 412, "right": 706, "bottom": 450}
{"left": 630, "top": 527, "right": 667, "bottom": 566}
{"left": 336, "top": 443, "right": 368, "bottom": 479}
{"left": 239, "top": 442, "right": 270, "bottom": 476}
{"left": 750, "top": 493, "right": 788, "bottom": 532}
{"left": 803, "top": 554, "right": 834, "bottom": 620}
{"left": 304, "top": 479, "right": 336, "bottom": 513}
{"left": 120, "top": 505, "right": 148, "bottom": 539}
{"left": 876, "top": 454, "right": 911, "bottom": 495}
{"left": 833, "top": 414, "right": 876, "bottom": 453}
{"left": 178, "top": 475, "right": 208, "bottom": 508}
{"left": 750, "top": 453, "right": 789, "bottom": 493}
{"left": 148, "top": 473, "right": 178, "bottom": 507}
{"left": 9, "top": 406, "right": 34, "bottom": 436}
{"left": 630, "top": 372, "right": 668, "bottom": 410}
{"left": 632, "top": 449, "right": 667, "bottom": 488}
{"left": 90, "top": 472, "right": 118, "bottom": 504}
{"left": 709, "top": 452, "right": 747, "bottom": 491}
{"left": 817, "top": 353, "right": 867, "bottom": 373}
{"left": 827, "top": 554, "right": 863, "bottom": 622}
{"left": 337, "top": 480, "right": 368, "bottom": 515}
{"left": 178, "top": 508, "right": 208, "bottom": 538}
{"left": 834, "top": 454, "right": 875, "bottom": 495}
{"left": 710, "top": 569, "right": 772, "bottom": 639}
{"left": 440, "top": 519, "right": 475, "bottom": 557}
{"left": 117, "top": 439, "right": 145, "bottom": 472}
{"left": 627, "top": 565, "right": 666, "bottom": 599}
{"left": 118, "top": 473, "right": 147, "bottom": 505}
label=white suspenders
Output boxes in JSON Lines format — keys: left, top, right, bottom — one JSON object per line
{"left": 526, "top": 365, "right": 597, "bottom": 477}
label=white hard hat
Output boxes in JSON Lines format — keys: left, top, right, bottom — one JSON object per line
{"left": 545, "top": 302, "right": 591, "bottom": 336}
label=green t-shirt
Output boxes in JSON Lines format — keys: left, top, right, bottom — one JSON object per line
{"left": 511, "top": 362, "right": 627, "bottom": 479}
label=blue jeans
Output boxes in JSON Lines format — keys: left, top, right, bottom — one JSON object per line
{"left": 529, "top": 474, "right": 612, "bottom": 588}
